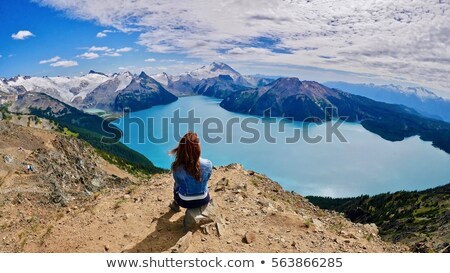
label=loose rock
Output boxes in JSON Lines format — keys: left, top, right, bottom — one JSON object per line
{"left": 244, "top": 231, "right": 256, "bottom": 244}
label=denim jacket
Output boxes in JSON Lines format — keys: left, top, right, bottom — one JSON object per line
{"left": 173, "top": 158, "right": 212, "bottom": 198}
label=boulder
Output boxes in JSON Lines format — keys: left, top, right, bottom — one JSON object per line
{"left": 411, "top": 241, "right": 434, "bottom": 253}
{"left": 3, "top": 155, "right": 13, "bottom": 164}
{"left": 243, "top": 231, "right": 256, "bottom": 244}
{"left": 225, "top": 163, "right": 243, "bottom": 171}
{"left": 214, "top": 177, "right": 229, "bottom": 192}
{"left": 363, "top": 223, "right": 379, "bottom": 235}
{"left": 184, "top": 200, "right": 221, "bottom": 230}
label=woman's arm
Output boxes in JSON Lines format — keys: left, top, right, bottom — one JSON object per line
{"left": 172, "top": 172, "right": 180, "bottom": 192}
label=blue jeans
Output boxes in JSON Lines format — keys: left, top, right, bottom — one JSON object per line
{"left": 173, "top": 191, "right": 210, "bottom": 209}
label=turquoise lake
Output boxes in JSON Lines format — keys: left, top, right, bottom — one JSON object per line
{"left": 113, "top": 96, "right": 450, "bottom": 197}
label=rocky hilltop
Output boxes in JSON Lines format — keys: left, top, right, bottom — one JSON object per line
{"left": 0, "top": 119, "right": 406, "bottom": 253}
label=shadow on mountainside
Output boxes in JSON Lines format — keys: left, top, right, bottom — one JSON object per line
{"left": 126, "top": 210, "right": 187, "bottom": 252}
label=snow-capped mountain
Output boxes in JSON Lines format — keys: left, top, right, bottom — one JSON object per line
{"left": 380, "top": 84, "right": 439, "bottom": 100}
{"left": 111, "top": 71, "right": 134, "bottom": 93}
{"left": 1, "top": 69, "right": 177, "bottom": 112}
{"left": 150, "top": 62, "right": 272, "bottom": 96}
{"left": 185, "top": 62, "right": 242, "bottom": 81}
{"left": 7, "top": 62, "right": 446, "bottom": 120}
{"left": 0, "top": 79, "right": 14, "bottom": 94}
{"left": 6, "top": 71, "right": 110, "bottom": 103}
{"left": 150, "top": 72, "right": 172, "bottom": 86}
{"left": 81, "top": 71, "right": 134, "bottom": 109}
{"left": 242, "top": 75, "right": 275, "bottom": 87}
{"left": 183, "top": 62, "right": 255, "bottom": 87}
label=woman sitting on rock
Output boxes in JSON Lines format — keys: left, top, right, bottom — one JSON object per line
{"left": 169, "top": 131, "right": 213, "bottom": 212}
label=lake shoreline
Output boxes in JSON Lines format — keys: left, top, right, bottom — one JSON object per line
{"left": 113, "top": 96, "right": 450, "bottom": 198}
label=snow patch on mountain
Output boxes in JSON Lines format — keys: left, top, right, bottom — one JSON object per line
{"left": 0, "top": 80, "right": 12, "bottom": 93}
{"left": 380, "top": 84, "right": 439, "bottom": 100}
{"left": 184, "top": 62, "right": 241, "bottom": 80}
{"left": 150, "top": 72, "right": 171, "bottom": 86}
{"left": 114, "top": 71, "right": 134, "bottom": 92}
{"left": 7, "top": 73, "right": 109, "bottom": 102}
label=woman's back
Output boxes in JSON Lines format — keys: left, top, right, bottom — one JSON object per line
{"left": 170, "top": 132, "right": 212, "bottom": 209}
{"left": 173, "top": 158, "right": 212, "bottom": 197}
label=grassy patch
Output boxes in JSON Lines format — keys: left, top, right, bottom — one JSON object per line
{"left": 303, "top": 217, "right": 313, "bottom": 228}
{"left": 113, "top": 199, "right": 126, "bottom": 210}
{"left": 63, "top": 127, "right": 79, "bottom": 138}
{"left": 39, "top": 226, "right": 53, "bottom": 246}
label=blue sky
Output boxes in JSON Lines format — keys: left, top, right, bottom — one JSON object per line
{"left": 0, "top": 0, "right": 199, "bottom": 77}
{"left": 0, "top": 0, "right": 180, "bottom": 77}
{"left": 1, "top": 0, "right": 449, "bottom": 97}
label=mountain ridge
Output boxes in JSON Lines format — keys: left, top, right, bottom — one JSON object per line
{"left": 325, "top": 81, "right": 450, "bottom": 122}
{"left": 0, "top": 62, "right": 274, "bottom": 110}
{"left": 220, "top": 77, "right": 450, "bottom": 154}
{"left": 2, "top": 62, "right": 450, "bottom": 155}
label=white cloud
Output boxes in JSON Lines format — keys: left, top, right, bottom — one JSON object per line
{"left": 160, "top": 59, "right": 184, "bottom": 64}
{"left": 11, "top": 30, "right": 35, "bottom": 40}
{"left": 77, "top": 52, "right": 100, "bottom": 59}
{"left": 96, "top": 32, "right": 107, "bottom": 38}
{"left": 227, "top": 47, "right": 273, "bottom": 55}
{"left": 88, "top": 46, "right": 111, "bottom": 52}
{"left": 0, "top": 55, "right": 2, "bottom": 58}
{"left": 116, "top": 47, "right": 133, "bottom": 52}
{"left": 39, "top": 56, "right": 61, "bottom": 64}
{"left": 35, "top": 0, "right": 450, "bottom": 92}
{"left": 104, "top": 52, "right": 121, "bottom": 57}
{"left": 86, "top": 46, "right": 132, "bottom": 57}
{"left": 144, "top": 58, "right": 156, "bottom": 62}
{"left": 118, "top": 65, "right": 135, "bottom": 70}
{"left": 96, "top": 29, "right": 115, "bottom": 38}
{"left": 50, "top": 60, "right": 78, "bottom": 67}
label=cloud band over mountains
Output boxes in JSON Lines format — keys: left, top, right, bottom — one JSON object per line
{"left": 33, "top": 0, "right": 449, "bottom": 91}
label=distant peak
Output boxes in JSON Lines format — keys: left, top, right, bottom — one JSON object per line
{"left": 275, "top": 77, "right": 302, "bottom": 84}
{"left": 269, "top": 77, "right": 303, "bottom": 93}
{"left": 209, "top": 62, "right": 233, "bottom": 71}
{"left": 187, "top": 62, "right": 241, "bottom": 80}
{"left": 382, "top": 84, "right": 438, "bottom": 98}
{"left": 88, "top": 70, "right": 108, "bottom": 77}
{"left": 121, "top": 71, "right": 133, "bottom": 76}
{"left": 139, "top": 71, "right": 150, "bottom": 79}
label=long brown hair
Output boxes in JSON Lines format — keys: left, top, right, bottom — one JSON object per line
{"left": 170, "top": 132, "right": 202, "bottom": 182}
